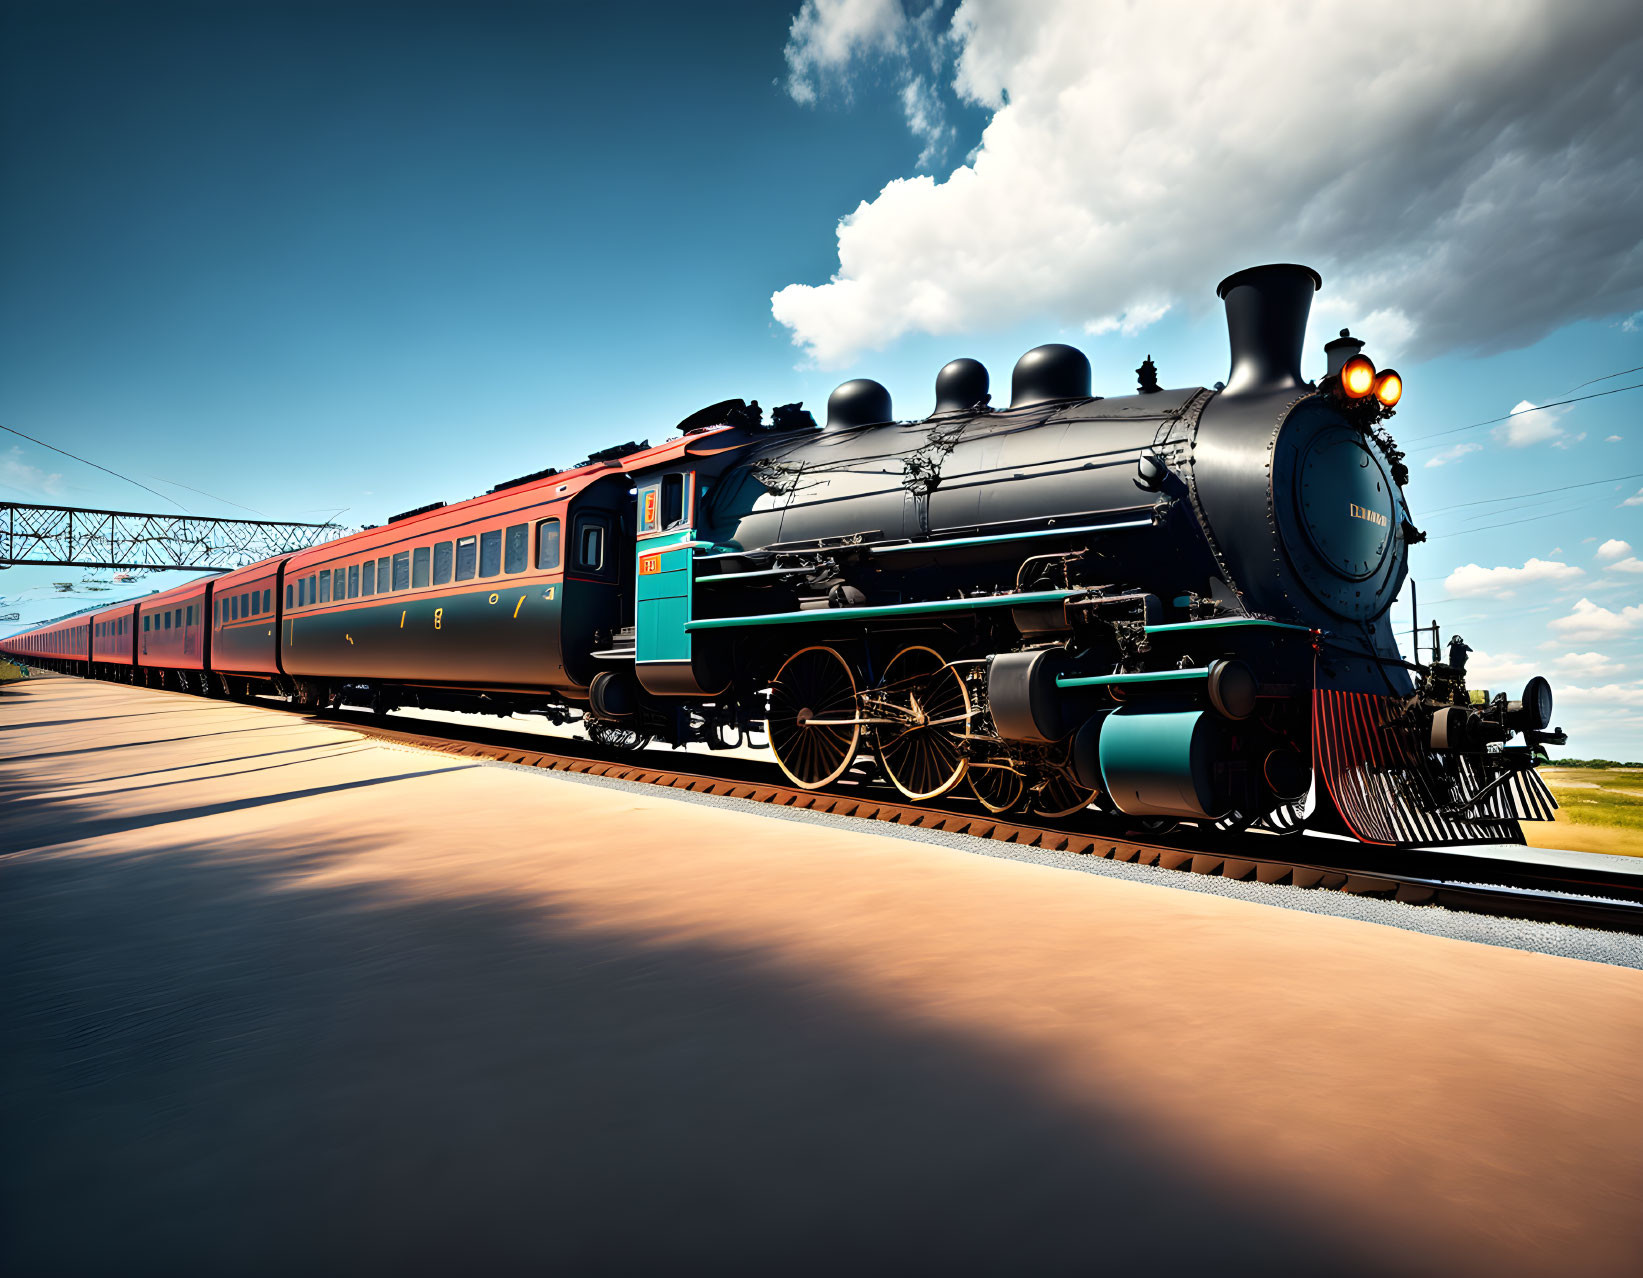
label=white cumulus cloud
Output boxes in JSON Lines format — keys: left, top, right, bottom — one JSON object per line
{"left": 1556, "top": 681, "right": 1643, "bottom": 708}
{"left": 1494, "top": 399, "right": 1568, "bottom": 448}
{"left": 1549, "top": 597, "right": 1643, "bottom": 637}
{"left": 1424, "top": 442, "right": 1483, "bottom": 469}
{"left": 0, "top": 446, "right": 65, "bottom": 498}
{"left": 1552, "top": 651, "right": 1626, "bottom": 678}
{"left": 1608, "top": 557, "right": 1643, "bottom": 575}
{"left": 772, "top": 0, "right": 1643, "bottom": 366}
{"left": 1445, "top": 558, "right": 1583, "bottom": 599}
{"left": 783, "top": 0, "right": 908, "bottom": 104}
{"left": 1597, "top": 538, "right": 1633, "bottom": 561}
{"left": 1623, "top": 487, "right": 1643, "bottom": 507}
{"left": 1464, "top": 649, "right": 1538, "bottom": 686}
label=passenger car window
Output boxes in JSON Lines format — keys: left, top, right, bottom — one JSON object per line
{"left": 319, "top": 573, "right": 331, "bottom": 604}
{"left": 263, "top": 588, "right": 272, "bottom": 613}
{"left": 362, "top": 560, "right": 376, "bottom": 595}
{"left": 412, "top": 547, "right": 430, "bottom": 588}
{"left": 286, "top": 584, "right": 294, "bottom": 609}
{"left": 454, "top": 536, "right": 477, "bottom": 581}
{"left": 308, "top": 575, "right": 318, "bottom": 605}
{"left": 536, "top": 518, "right": 560, "bottom": 570}
{"left": 392, "top": 551, "right": 411, "bottom": 591}
{"left": 348, "top": 566, "right": 359, "bottom": 599}
{"left": 479, "top": 529, "right": 502, "bottom": 578}
{"left": 433, "top": 541, "right": 452, "bottom": 585}
{"left": 333, "top": 568, "right": 345, "bottom": 599}
{"left": 504, "top": 523, "right": 528, "bottom": 574}
{"left": 164, "top": 611, "right": 172, "bottom": 630}
{"left": 377, "top": 557, "right": 390, "bottom": 592}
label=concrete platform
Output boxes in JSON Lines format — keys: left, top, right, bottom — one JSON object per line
{"left": 3, "top": 674, "right": 1641, "bottom": 1276}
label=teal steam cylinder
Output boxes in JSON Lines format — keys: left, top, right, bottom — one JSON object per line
{"left": 1097, "top": 708, "right": 1226, "bottom": 820}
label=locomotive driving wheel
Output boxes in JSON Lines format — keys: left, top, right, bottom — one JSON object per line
{"left": 872, "top": 645, "right": 972, "bottom": 801}
{"left": 767, "top": 645, "right": 861, "bottom": 789}
{"left": 1031, "top": 768, "right": 1097, "bottom": 818}
{"left": 967, "top": 759, "right": 1025, "bottom": 814}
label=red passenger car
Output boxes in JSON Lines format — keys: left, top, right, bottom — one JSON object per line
{"left": 135, "top": 580, "right": 212, "bottom": 691}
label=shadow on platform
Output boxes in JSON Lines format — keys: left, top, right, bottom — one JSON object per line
{"left": 2, "top": 817, "right": 1383, "bottom": 1276}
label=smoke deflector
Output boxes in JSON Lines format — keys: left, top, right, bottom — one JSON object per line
{"left": 1215, "top": 263, "right": 1322, "bottom": 398}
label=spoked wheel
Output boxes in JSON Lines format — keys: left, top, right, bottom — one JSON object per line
{"left": 586, "top": 719, "right": 651, "bottom": 752}
{"left": 768, "top": 645, "right": 861, "bottom": 790}
{"left": 1031, "top": 769, "right": 1097, "bottom": 818}
{"left": 873, "top": 645, "right": 972, "bottom": 801}
{"left": 967, "top": 759, "right": 1025, "bottom": 814}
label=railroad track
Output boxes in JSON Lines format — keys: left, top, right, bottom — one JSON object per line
{"left": 291, "top": 700, "right": 1643, "bottom": 936}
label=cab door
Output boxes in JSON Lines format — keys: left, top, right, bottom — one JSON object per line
{"left": 558, "top": 474, "right": 631, "bottom": 689}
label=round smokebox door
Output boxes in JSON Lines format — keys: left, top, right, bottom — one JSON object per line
{"left": 1294, "top": 427, "right": 1394, "bottom": 581}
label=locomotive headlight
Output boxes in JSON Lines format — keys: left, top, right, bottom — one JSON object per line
{"left": 1373, "top": 368, "right": 1402, "bottom": 407}
{"left": 1340, "top": 354, "right": 1376, "bottom": 399}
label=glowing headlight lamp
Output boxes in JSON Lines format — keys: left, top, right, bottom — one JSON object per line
{"left": 1373, "top": 368, "right": 1402, "bottom": 407}
{"left": 1340, "top": 354, "right": 1376, "bottom": 399}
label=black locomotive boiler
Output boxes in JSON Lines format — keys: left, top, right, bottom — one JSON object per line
{"left": 5, "top": 263, "right": 1567, "bottom": 846}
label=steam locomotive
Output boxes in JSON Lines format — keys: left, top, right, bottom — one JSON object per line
{"left": 4, "top": 264, "right": 1565, "bottom": 845}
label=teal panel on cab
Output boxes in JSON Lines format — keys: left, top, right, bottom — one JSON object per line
{"left": 636, "top": 527, "right": 695, "bottom": 665}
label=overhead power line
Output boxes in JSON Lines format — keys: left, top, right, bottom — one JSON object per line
{"left": 1420, "top": 470, "right": 1643, "bottom": 515}
{"left": 1, "top": 422, "right": 189, "bottom": 511}
{"left": 1408, "top": 381, "right": 1643, "bottom": 448}
{"left": 1569, "top": 363, "right": 1643, "bottom": 392}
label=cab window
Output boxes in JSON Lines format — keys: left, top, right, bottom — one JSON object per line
{"left": 661, "top": 473, "right": 685, "bottom": 528}
{"left": 575, "top": 516, "right": 606, "bottom": 572}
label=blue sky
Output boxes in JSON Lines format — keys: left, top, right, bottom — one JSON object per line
{"left": 2, "top": 0, "right": 1640, "bottom": 755}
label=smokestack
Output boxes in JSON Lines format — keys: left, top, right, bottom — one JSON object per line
{"left": 1215, "top": 263, "right": 1322, "bottom": 397}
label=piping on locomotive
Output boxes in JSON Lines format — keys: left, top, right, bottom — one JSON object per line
{"left": 2, "top": 264, "right": 1567, "bottom": 846}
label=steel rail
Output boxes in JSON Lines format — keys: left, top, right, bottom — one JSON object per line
{"left": 283, "top": 702, "right": 1643, "bottom": 936}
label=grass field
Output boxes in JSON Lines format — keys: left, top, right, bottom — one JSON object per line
{"left": 1528, "top": 768, "right": 1643, "bottom": 858}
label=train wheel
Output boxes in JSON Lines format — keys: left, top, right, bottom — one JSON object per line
{"left": 967, "top": 760, "right": 1025, "bottom": 814}
{"left": 1258, "top": 800, "right": 1307, "bottom": 835}
{"left": 1031, "top": 769, "right": 1096, "bottom": 818}
{"left": 586, "top": 719, "right": 651, "bottom": 752}
{"left": 768, "top": 645, "right": 861, "bottom": 790}
{"left": 873, "top": 645, "right": 971, "bottom": 801}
